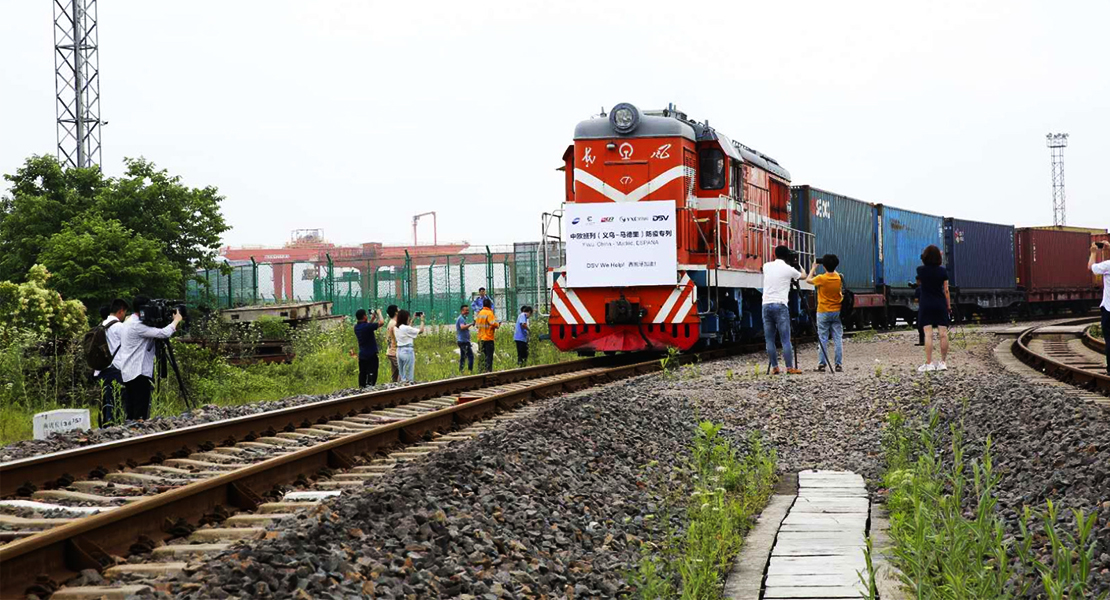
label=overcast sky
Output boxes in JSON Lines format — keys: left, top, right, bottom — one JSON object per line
{"left": 2, "top": 1, "right": 1106, "bottom": 250}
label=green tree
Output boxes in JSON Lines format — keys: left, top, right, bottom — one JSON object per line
{"left": 39, "top": 214, "right": 181, "bottom": 311}
{"left": 95, "top": 157, "right": 229, "bottom": 280}
{"left": 0, "top": 156, "right": 107, "bottom": 282}
{"left": 0, "top": 154, "right": 230, "bottom": 294}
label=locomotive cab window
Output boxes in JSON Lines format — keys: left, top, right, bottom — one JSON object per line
{"left": 699, "top": 148, "right": 725, "bottom": 190}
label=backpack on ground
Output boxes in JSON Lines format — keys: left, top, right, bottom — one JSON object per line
{"left": 83, "top": 321, "right": 120, "bottom": 371}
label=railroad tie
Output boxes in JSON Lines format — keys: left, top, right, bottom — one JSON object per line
{"left": 50, "top": 585, "right": 153, "bottom": 599}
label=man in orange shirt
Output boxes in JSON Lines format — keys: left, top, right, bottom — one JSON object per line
{"left": 806, "top": 254, "right": 844, "bottom": 372}
{"left": 474, "top": 297, "right": 499, "bottom": 372}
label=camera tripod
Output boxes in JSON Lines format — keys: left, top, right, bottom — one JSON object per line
{"left": 156, "top": 338, "right": 193, "bottom": 410}
{"left": 763, "top": 280, "right": 836, "bottom": 375}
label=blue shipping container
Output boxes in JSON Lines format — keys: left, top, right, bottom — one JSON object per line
{"left": 791, "top": 186, "right": 878, "bottom": 291}
{"left": 877, "top": 205, "right": 945, "bottom": 289}
{"left": 943, "top": 218, "right": 1016, "bottom": 290}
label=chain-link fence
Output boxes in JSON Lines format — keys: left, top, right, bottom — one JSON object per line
{"left": 186, "top": 244, "right": 546, "bottom": 323}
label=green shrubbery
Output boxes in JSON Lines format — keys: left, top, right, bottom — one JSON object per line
{"left": 631, "top": 422, "right": 777, "bottom": 600}
{"left": 880, "top": 410, "right": 1107, "bottom": 599}
{"left": 1, "top": 311, "right": 571, "bottom": 444}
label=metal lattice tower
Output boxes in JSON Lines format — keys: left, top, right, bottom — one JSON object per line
{"left": 1046, "top": 133, "right": 1068, "bottom": 227}
{"left": 53, "top": 0, "right": 102, "bottom": 169}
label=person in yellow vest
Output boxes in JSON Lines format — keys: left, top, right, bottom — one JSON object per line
{"left": 806, "top": 254, "right": 844, "bottom": 372}
{"left": 474, "top": 298, "right": 499, "bottom": 372}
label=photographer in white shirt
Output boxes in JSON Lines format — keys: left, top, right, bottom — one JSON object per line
{"left": 94, "top": 299, "right": 128, "bottom": 426}
{"left": 113, "top": 296, "right": 181, "bottom": 421}
{"left": 762, "top": 245, "right": 804, "bottom": 375}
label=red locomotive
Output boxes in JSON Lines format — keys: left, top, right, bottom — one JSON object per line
{"left": 548, "top": 103, "right": 814, "bottom": 353}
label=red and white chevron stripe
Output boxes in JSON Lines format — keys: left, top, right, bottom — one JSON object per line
{"left": 653, "top": 272, "right": 695, "bottom": 324}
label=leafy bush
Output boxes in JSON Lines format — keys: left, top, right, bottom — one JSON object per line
{"left": 254, "top": 315, "right": 291, "bottom": 340}
{"left": 0, "top": 264, "right": 86, "bottom": 344}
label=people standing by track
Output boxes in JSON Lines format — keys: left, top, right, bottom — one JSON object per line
{"left": 475, "top": 298, "right": 499, "bottom": 372}
{"left": 762, "top": 245, "right": 804, "bottom": 375}
{"left": 115, "top": 296, "right": 182, "bottom": 420}
{"left": 93, "top": 298, "right": 128, "bottom": 426}
{"left": 470, "top": 287, "right": 494, "bottom": 317}
{"left": 1089, "top": 242, "right": 1110, "bottom": 375}
{"left": 916, "top": 245, "right": 951, "bottom": 372}
{"left": 456, "top": 304, "right": 475, "bottom": 373}
{"left": 914, "top": 285, "right": 926, "bottom": 347}
{"left": 514, "top": 306, "right": 533, "bottom": 367}
{"left": 806, "top": 254, "right": 844, "bottom": 372}
{"left": 354, "top": 308, "right": 382, "bottom": 388}
{"left": 384, "top": 305, "right": 399, "bottom": 383}
{"left": 393, "top": 309, "right": 425, "bottom": 383}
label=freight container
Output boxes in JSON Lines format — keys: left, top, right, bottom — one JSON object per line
{"left": 790, "top": 186, "right": 878, "bottom": 292}
{"left": 943, "top": 218, "right": 1016, "bottom": 290}
{"left": 1031, "top": 225, "right": 1108, "bottom": 235}
{"left": 1015, "top": 228, "right": 1097, "bottom": 295}
{"left": 877, "top": 205, "right": 945, "bottom": 289}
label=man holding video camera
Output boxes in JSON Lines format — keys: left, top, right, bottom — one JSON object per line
{"left": 114, "top": 296, "right": 182, "bottom": 420}
{"left": 807, "top": 254, "right": 844, "bottom": 372}
{"left": 762, "top": 245, "right": 804, "bottom": 374}
{"left": 1090, "top": 241, "right": 1110, "bottom": 375}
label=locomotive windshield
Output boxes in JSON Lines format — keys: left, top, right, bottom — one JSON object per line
{"left": 699, "top": 148, "right": 725, "bottom": 190}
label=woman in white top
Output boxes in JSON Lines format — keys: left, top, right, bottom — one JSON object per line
{"left": 393, "top": 309, "right": 425, "bottom": 383}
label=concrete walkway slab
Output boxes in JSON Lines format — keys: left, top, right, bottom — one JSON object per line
{"left": 762, "top": 470, "right": 871, "bottom": 600}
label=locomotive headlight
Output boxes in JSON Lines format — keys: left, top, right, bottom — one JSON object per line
{"left": 610, "top": 103, "right": 640, "bottom": 133}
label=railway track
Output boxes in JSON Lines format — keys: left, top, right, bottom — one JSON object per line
{"left": 1011, "top": 317, "right": 1109, "bottom": 397}
{"left": 0, "top": 344, "right": 762, "bottom": 599}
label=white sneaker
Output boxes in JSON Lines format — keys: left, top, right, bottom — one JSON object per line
{"left": 917, "top": 363, "right": 936, "bottom": 373}
{"left": 936, "top": 362, "right": 948, "bottom": 371}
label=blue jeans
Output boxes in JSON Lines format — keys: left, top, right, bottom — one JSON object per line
{"left": 762, "top": 303, "right": 793, "bottom": 369}
{"left": 816, "top": 311, "right": 843, "bottom": 366}
{"left": 397, "top": 346, "right": 415, "bottom": 382}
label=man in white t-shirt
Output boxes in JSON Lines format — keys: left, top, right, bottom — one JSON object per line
{"left": 1089, "top": 242, "right": 1110, "bottom": 375}
{"left": 762, "top": 245, "right": 804, "bottom": 375}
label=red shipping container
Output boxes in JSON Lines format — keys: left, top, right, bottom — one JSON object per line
{"left": 1015, "top": 228, "right": 1096, "bottom": 292}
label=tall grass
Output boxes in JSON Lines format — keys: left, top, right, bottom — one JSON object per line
{"left": 879, "top": 410, "right": 1107, "bottom": 599}
{"left": 1, "top": 316, "right": 571, "bottom": 445}
{"left": 631, "top": 422, "right": 777, "bottom": 600}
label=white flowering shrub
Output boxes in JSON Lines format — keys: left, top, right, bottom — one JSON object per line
{"left": 0, "top": 264, "right": 87, "bottom": 346}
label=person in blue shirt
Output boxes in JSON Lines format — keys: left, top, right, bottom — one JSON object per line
{"left": 455, "top": 304, "right": 475, "bottom": 373}
{"left": 470, "top": 287, "right": 494, "bottom": 316}
{"left": 514, "top": 306, "right": 533, "bottom": 367}
{"left": 353, "top": 308, "right": 382, "bottom": 387}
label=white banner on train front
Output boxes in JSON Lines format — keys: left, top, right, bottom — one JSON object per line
{"left": 565, "top": 200, "right": 678, "bottom": 288}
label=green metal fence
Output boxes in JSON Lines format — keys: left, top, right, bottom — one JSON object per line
{"left": 186, "top": 244, "right": 546, "bottom": 324}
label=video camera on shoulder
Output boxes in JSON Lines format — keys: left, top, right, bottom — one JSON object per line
{"left": 139, "top": 299, "right": 188, "bottom": 329}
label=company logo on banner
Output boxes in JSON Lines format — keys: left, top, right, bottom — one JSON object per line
{"left": 565, "top": 200, "right": 678, "bottom": 288}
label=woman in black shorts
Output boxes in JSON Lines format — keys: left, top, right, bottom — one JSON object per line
{"left": 916, "top": 245, "right": 951, "bottom": 372}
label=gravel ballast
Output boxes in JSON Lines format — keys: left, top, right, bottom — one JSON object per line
{"left": 24, "top": 324, "right": 1110, "bottom": 597}
{"left": 143, "top": 379, "right": 718, "bottom": 599}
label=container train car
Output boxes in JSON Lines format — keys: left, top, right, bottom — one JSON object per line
{"left": 547, "top": 102, "right": 1106, "bottom": 351}
{"left": 547, "top": 103, "right": 814, "bottom": 353}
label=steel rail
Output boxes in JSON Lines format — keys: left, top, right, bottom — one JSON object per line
{"left": 0, "top": 357, "right": 664, "bottom": 597}
{"left": 1082, "top": 326, "right": 1106, "bottom": 355}
{"left": 1011, "top": 317, "right": 1110, "bottom": 396}
{"left": 0, "top": 343, "right": 761, "bottom": 598}
{"left": 0, "top": 356, "right": 627, "bottom": 498}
